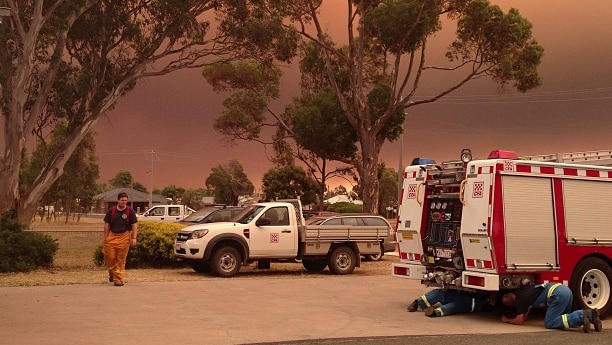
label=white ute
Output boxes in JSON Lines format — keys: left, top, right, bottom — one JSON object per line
{"left": 139, "top": 204, "right": 195, "bottom": 222}
{"left": 174, "top": 201, "right": 390, "bottom": 277}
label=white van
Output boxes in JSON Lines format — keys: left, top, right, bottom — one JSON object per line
{"left": 139, "top": 205, "right": 195, "bottom": 222}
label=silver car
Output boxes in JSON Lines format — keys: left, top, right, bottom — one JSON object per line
{"left": 305, "top": 213, "right": 397, "bottom": 261}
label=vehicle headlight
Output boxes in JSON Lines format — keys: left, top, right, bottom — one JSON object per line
{"left": 189, "top": 229, "right": 209, "bottom": 239}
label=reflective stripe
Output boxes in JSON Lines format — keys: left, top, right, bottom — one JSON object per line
{"left": 561, "top": 314, "right": 570, "bottom": 329}
{"left": 421, "top": 295, "right": 432, "bottom": 307}
{"left": 547, "top": 283, "right": 561, "bottom": 298}
{"left": 471, "top": 298, "right": 476, "bottom": 312}
{"left": 437, "top": 307, "right": 444, "bottom": 317}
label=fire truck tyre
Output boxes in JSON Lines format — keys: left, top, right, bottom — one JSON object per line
{"left": 190, "top": 259, "right": 211, "bottom": 273}
{"left": 302, "top": 259, "right": 327, "bottom": 272}
{"left": 570, "top": 257, "right": 612, "bottom": 318}
{"left": 211, "top": 246, "right": 242, "bottom": 278}
{"left": 328, "top": 246, "right": 357, "bottom": 275}
{"left": 364, "top": 244, "right": 384, "bottom": 261}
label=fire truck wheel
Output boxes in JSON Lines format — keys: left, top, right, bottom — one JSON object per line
{"left": 570, "top": 257, "right": 612, "bottom": 318}
{"left": 302, "top": 259, "right": 328, "bottom": 272}
{"left": 211, "top": 246, "right": 242, "bottom": 278}
{"left": 328, "top": 246, "right": 357, "bottom": 275}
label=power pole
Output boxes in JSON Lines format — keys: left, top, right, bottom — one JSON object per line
{"left": 148, "top": 150, "right": 156, "bottom": 209}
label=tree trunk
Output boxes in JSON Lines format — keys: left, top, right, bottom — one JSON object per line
{"left": 357, "top": 135, "right": 381, "bottom": 215}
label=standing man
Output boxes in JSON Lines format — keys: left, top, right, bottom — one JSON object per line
{"left": 103, "top": 192, "right": 138, "bottom": 286}
{"left": 500, "top": 282, "right": 602, "bottom": 332}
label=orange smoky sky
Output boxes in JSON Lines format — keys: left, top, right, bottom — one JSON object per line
{"left": 91, "top": 0, "right": 612, "bottom": 192}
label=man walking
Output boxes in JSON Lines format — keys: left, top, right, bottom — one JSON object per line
{"left": 103, "top": 192, "right": 138, "bottom": 286}
{"left": 500, "top": 282, "right": 602, "bottom": 332}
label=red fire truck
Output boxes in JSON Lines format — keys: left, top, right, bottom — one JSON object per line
{"left": 392, "top": 149, "right": 612, "bottom": 317}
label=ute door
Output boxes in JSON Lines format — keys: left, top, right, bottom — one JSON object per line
{"left": 167, "top": 206, "right": 182, "bottom": 221}
{"left": 142, "top": 205, "right": 166, "bottom": 221}
{"left": 396, "top": 165, "right": 427, "bottom": 264}
{"left": 250, "top": 206, "right": 297, "bottom": 257}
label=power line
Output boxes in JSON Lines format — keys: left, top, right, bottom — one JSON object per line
{"left": 411, "top": 86, "right": 612, "bottom": 104}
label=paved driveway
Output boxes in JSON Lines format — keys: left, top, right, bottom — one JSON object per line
{"left": 0, "top": 275, "right": 607, "bottom": 345}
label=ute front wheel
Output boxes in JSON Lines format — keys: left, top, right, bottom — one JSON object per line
{"left": 570, "top": 257, "right": 612, "bottom": 318}
{"left": 328, "top": 246, "right": 356, "bottom": 275}
{"left": 211, "top": 246, "right": 242, "bottom": 278}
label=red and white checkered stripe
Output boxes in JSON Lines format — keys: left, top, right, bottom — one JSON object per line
{"left": 507, "top": 162, "right": 612, "bottom": 178}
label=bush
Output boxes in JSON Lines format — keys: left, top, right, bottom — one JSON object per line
{"left": 0, "top": 214, "right": 59, "bottom": 273}
{"left": 325, "top": 202, "right": 363, "bottom": 213}
{"left": 94, "top": 221, "right": 188, "bottom": 268}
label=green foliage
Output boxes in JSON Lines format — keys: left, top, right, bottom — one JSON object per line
{"left": 292, "top": 89, "right": 358, "bottom": 160}
{"left": 94, "top": 221, "right": 187, "bottom": 268}
{"left": 180, "top": 188, "right": 210, "bottom": 210}
{"left": 203, "top": 60, "right": 283, "bottom": 141}
{"left": 366, "top": 84, "right": 405, "bottom": 141}
{"left": 449, "top": 0, "right": 544, "bottom": 91}
{"left": 156, "top": 185, "right": 186, "bottom": 202}
{"left": 0, "top": 214, "right": 59, "bottom": 273}
{"left": 364, "top": 0, "right": 442, "bottom": 53}
{"left": 377, "top": 165, "right": 398, "bottom": 214}
{"left": 110, "top": 170, "right": 136, "bottom": 189}
{"left": 205, "top": 160, "right": 254, "bottom": 206}
{"left": 3, "top": 0, "right": 298, "bottom": 222}
{"left": 262, "top": 165, "right": 319, "bottom": 204}
{"left": 325, "top": 202, "right": 363, "bottom": 214}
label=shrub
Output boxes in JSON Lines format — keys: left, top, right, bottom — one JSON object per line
{"left": 0, "top": 214, "right": 59, "bottom": 273}
{"left": 94, "top": 221, "right": 188, "bottom": 268}
{"left": 325, "top": 202, "right": 363, "bottom": 213}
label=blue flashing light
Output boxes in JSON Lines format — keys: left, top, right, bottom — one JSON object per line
{"left": 411, "top": 158, "right": 436, "bottom": 165}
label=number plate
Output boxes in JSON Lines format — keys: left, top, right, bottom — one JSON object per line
{"left": 174, "top": 243, "right": 181, "bottom": 251}
{"left": 402, "top": 232, "right": 413, "bottom": 240}
{"left": 435, "top": 248, "right": 452, "bottom": 258}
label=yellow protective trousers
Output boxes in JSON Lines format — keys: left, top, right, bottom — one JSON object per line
{"left": 103, "top": 231, "right": 132, "bottom": 284}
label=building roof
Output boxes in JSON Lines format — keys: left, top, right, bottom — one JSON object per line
{"left": 94, "top": 188, "right": 167, "bottom": 203}
{"left": 324, "top": 194, "right": 363, "bottom": 205}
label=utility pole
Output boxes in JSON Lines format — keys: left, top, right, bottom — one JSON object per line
{"left": 397, "top": 118, "right": 405, "bottom": 212}
{"left": 148, "top": 150, "right": 155, "bottom": 209}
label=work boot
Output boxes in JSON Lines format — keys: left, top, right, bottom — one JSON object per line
{"left": 592, "top": 308, "right": 602, "bottom": 332}
{"left": 425, "top": 302, "right": 442, "bottom": 317}
{"left": 407, "top": 300, "right": 419, "bottom": 312}
{"left": 583, "top": 309, "right": 590, "bottom": 333}
{"left": 114, "top": 281, "right": 124, "bottom": 287}
{"left": 424, "top": 307, "right": 438, "bottom": 317}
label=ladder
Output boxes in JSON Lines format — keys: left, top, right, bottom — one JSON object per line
{"left": 520, "top": 150, "right": 612, "bottom": 167}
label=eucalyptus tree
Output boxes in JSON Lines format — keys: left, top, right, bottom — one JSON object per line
{"left": 0, "top": 0, "right": 297, "bottom": 223}
{"left": 261, "top": 165, "right": 318, "bottom": 205}
{"left": 278, "top": 0, "right": 543, "bottom": 213}
{"left": 205, "top": 160, "right": 254, "bottom": 206}
{"left": 203, "top": 0, "right": 543, "bottom": 214}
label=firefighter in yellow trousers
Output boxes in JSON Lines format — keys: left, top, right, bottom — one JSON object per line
{"left": 103, "top": 192, "right": 138, "bottom": 286}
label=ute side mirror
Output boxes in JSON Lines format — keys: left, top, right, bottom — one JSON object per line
{"left": 256, "top": 217, "right": 271, "bottom": 226}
